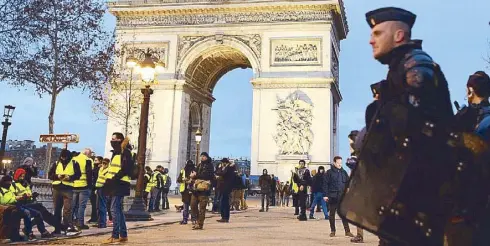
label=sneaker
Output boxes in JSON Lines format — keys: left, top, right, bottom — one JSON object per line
{"left": 119, "top": 237, "right": 128, "bottom": 242}
{"left": 330, "top": 232, "right": 336, "bottom": 237}
{"left": 28, "top": 233, "right": 37, "bottom": 241}
{"left": 345, "top": 232, "right": 355, "bottom": 237}
{"left": 309, "top": 215, "right": 316, "bottom": 220}
{"left": 66, "top": 227, "right": 82, "bottom": 237}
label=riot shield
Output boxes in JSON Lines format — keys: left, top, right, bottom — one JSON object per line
{"left": 339, "top": 123, "right": 490, "bottom": 246}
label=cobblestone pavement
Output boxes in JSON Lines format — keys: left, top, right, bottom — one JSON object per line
{"left": 31, "top": 196, "right": 379, "bottom": 246}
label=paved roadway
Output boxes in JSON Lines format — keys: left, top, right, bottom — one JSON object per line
{"left": 32, "top": 196, "right": 379, "bottom": 245}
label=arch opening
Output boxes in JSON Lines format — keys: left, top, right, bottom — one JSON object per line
{"left": 184, "top": 45, "right": 253, "bottom": 92}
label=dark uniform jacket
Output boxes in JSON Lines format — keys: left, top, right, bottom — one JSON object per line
{"left": 325, "top": 167, "right": 348, "bottom": 199}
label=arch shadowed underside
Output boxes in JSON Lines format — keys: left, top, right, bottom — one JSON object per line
{"left": 184, "top": 45, "right": 252, "bottom": 92}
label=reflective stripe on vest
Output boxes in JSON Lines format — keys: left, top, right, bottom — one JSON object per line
{"left": 73, "top": 154, "right": 90, "bottom": 188}
{"left": 0, "top": 187, "right": 16, "bottom": 205}
{"left": 179, "top": 169, "right": 186, "bottom": 192}
{"left": 13, "top": 182, "right": 31, "bottom": 197}
{"left": 52, "top": 160, "right": 75, "bottom": 187}
{"left": 106, "top": 154, "right": 130, "bottom": 183}
{"left": 95, "top": 167, "right": 109, "bottom": 188}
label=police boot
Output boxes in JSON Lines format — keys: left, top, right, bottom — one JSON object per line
{"left": 297, "top": 214, "right": 308, "bottom": 221}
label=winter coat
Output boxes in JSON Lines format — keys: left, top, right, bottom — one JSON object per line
{"left": 325, "top": 167, "right": 349, "bottom": 199}
{"left": 259, "top": 174, "right": 272, "bottom": 194}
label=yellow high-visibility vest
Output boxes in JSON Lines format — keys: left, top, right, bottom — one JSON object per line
{"left": 73, "top": 153, "right": 91, "bottom": 188}
{"left": 151, "top": 171, "right": 160, "bottom": 188}
{"left": 105, "top": 155, "right": 130, "bottom": 183}
{"left": 0, "top": 187, "right": 16, "bottom": 205}
{"left": 290, "top": 176, "right": 299, "bottom": 193}
{"left": 179, "top": 169, "right": 186, "bottom": 192}
{"left": 13, "top": 182, "right": 31, "bottom": 197}
{"left": 95, "top": 167, "right": 109, "bottom": 188}
{"left": 144, "top": 173, "right": 151, "bottom": 192}
{"left": 163, "top": 174, "right": 168, "bottom": 186}
{"left": 52, "top": 161, "right": 75, "bottom": 187}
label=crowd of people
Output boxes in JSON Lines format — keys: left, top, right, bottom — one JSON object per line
{"left": 0, "top": 132, "right": 134, "bottom": 244}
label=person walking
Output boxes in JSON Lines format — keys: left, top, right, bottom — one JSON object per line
{"left": 309, "top": 166, "right": 329, "bottom": 220}
{"left": 325, "top": 156, "right": 353, "bottom": 237}
{"left": 283, "top": 181, "right": 291, "bottom": 207}
{"left": 190, "top": 152, "right": 215, "bottom": 230}
{"left": 102, "top": 132, "right": 133, "bottom": 243}
{"left": 259, "top": 169, "right": 272, "bottom": 212}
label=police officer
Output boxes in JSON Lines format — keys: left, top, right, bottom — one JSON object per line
{"left": 362, "top": 7, "right": 453, "bottom": 245}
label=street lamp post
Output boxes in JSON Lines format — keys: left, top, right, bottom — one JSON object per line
{"left": 124, "top": 49, "right": 165, "bottom": 221}
{"left": 1, "top": 158, "right": 12, "bottom": 172}
{"left": 0, "top": 105, "right": 15, "bottom": 171}
{"left": 195, "top": 128, "right": 202, "bottom": 165}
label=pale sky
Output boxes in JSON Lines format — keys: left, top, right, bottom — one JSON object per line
{"left": 0, "top": 0, "right": 489, "bottom": 170}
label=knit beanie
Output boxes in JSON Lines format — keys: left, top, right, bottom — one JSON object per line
{"left": 14, "top": 168, "right": 26, "bottom": 181}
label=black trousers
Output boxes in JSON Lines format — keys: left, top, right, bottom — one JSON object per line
{"left": 89, "top": 189, "right": 97, "bottom": 221}
{"left": 328, "top": 197, "right": 350, "bottom": 233}
{"left": 292, "top": 193, "right": 299, "bottom": 214}
{"left": 298, "top": 191, "right": 307, "bottom": 216}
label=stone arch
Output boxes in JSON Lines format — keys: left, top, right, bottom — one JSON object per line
{"left": 178, "top": 37, "right": 260, "bottom": 91}
{"left": 189, "top": 102, "right": 201, "bottom": 127}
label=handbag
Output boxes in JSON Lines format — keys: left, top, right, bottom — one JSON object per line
{"left": 194, "top": 179, "right": 211, "bottom": 192}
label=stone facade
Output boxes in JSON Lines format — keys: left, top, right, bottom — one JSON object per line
{"left": 105, "top": 0, "right": 348, "bottom": 186}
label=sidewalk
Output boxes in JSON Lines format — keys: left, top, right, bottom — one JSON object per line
{"left": 9, "top": 210, "right": 186, "bottom": 245}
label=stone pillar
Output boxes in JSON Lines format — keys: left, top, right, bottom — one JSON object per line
{"left": 250, "top": 78, "right": 336, "bottom": 182}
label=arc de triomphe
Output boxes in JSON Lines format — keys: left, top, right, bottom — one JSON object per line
{"left": 105, "top": 0, "right": 348, "bottom": 185}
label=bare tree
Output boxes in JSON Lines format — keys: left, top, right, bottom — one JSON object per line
{"left": 0, "top": 0, "right": 114, "bottom": 172}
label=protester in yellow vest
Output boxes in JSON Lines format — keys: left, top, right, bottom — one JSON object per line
{"left": 290, "top": 166, "right": 300, "bottom": 216}
{"left": 94, "top": 157, "right": 110, "bottom": 229}
{"left": 71, "top": 148, "right": 93, "bottom": 230}
{"left": 102, "top": 132, "right": 132, "bottom": 244}
{"left": 161, "top": 168, "right": 171, "bottom": 210}
{"left": 143, "top": 166, "right": 153, "bottom": 210}
{"left": 48, "top": 149, "right": 82, "bottom": 236}
{"left": 177, "top": 160, "right": 196, "bottom": 224}
{"left": 0, "top": 175, "right": 52, "bottom": 240}
{"left": 148, "top": 166, "right": 163, "bottom": 212}
{"left": 0, "top": 175, "right": 33, "bottom": 242}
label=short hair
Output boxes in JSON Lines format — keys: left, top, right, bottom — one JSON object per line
{"left": 112, "top": 132, "right": 125, "bottom": 141}
{"left": 333, "top": 156, "right": 342, "bottom": 162}
{"left": 299, "top": 160, "right": 306, "bottom": 164}
{"left": 102, "top": 158, "right": 111, "bottom": 164}
{"left": 95, "top": 156, "right": 103, "bottom": 162}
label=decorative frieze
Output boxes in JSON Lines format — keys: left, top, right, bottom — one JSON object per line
{"left": 270, "top": 38, "right": 322, "bottom": 67}
{"left": 116, "top": 9, "right": 333, "bottom": 27}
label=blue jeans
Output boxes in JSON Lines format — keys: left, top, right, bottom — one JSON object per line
{"left": 149, "top": 188, "right": 159, "bottom": 211}
{"left": 97, "top": 189, "right": 108, "bottom": 227}
{"left": 309, "top": 192, "right": 329, "bottom": 218}
{"left": 244, "top": 190, "right": 248, "bottom": 200}
{"left": 220, "top": 192, "right": 230, "bottom": 220}
{"left": 18, "top": 207, "right": 33, "bottom": 235}
{"left": 212, "top": 191, "right": 221, "bottom": 212}
{"left": 111, "top": 196, "right": 127, "bottom": 239}
{"left": 72, "top": 189, "right": 90, "bottom": 226}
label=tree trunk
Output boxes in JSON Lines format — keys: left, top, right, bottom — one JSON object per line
{"left": 45, "top": 91, "right": 57, "bottom": 176}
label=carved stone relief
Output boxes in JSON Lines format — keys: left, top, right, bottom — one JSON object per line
{"left": 270, "top": 38, "right": 322, "bottom": 66}
{"left": 273, "top": 90, "right": 314, "bottom": 155}
{"left": 117, "top": 10, "right": 333, "bottom": 27}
